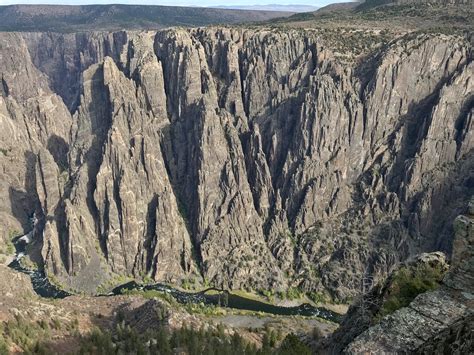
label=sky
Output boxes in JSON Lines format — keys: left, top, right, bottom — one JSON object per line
{"left": 0, "top": 0, "right": 341, "bottom": 7}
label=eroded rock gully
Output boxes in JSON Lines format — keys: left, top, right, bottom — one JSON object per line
{"left": 0, "top": 28, "right": 472, "bottom": 297}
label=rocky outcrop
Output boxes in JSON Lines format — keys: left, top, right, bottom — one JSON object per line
{"left": 339, "top": 199, "right": 473, "bottom": 353}
{"left": 328, "top": 251, "right": 449, "bottom": 353}
{"left": 0, "top": 29, "right": 472, "bottom": 296}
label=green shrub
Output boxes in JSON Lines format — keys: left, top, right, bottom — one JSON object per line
{"left": 8, "top": 230, "right": 19, "bottom": 240}
{"left": 5, "top": 242, "right": 14, "bottom": 255}
{"left": 78, "top": 327, "right": 115, "bottom": 355}
{"left": 307, "top": 292, "right": 327, "bottom": 304}
{"left": 2, "top": 315, "right": 51, "bottom": 353}
{"left": 0, "top": 337, "right": 8, "bottom": 355}
{"left": 277, "top": 333, "right": 311, "bottom": 355}
{"left": 51, "top": 318, "right": 62, "bottom": 331}
{"left": 286, "top": 287, "right": 302, "bottom": 300}
{"left": 260, "top": 289, "right": 275, "bottom": 302}
{"left": 37, "top": 320, "right": 49, "bottom": 331}
{"left": 377, "top": 263, "right": 446, "bottom": 318}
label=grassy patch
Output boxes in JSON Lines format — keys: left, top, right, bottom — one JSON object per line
{"left": 5, "top": 242, "right": 14, "bottom": 255}
{"left": 233, "top": 290, "right": 274, "bottom": 305}
{"left": 202, "top": 289, "right": 220, "bottom": 296}
{"left": 96, "top": 274, "right": 133, "bottom": 294}
{"left": 307, "top": 291, "right": 329, "bottom": 305}
{"left": 19, "top": 256, "right": 38, "bottom": 270}
{"left": 0, "top": 230, "right": 19, "bottom": 260}
{"left": 8, "top": 229, "right": 20, "bottom": 240}
{"left": 121, "top": 289, "right": 178, "bottom": 305}
{"left": 184, "top": 302, "right": 229, "bottom": 316}
{"left": 276, "top": 287, "right": 304, "bottom": 301}
{"left": 48, "top": 274, "right": 67, "bottom": 290}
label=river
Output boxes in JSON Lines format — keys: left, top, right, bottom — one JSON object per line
{"left": 8, "top": 236, "right": 342, "bottom": 323}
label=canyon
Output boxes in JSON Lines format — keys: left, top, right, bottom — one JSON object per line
{"left": 0, "top": 25, "right": 472, "bottom": 302}
{"left": 0, "top": 1, "right": 473, "bottom": 353}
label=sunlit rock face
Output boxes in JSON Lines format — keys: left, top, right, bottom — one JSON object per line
{"left": 0, "top": 29, "right": 472, "bottom": 297}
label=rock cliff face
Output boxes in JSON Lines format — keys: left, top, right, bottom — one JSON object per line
{"left": 337, "top": 199, "right": 473, "bottom": 353}
{"left": 0, "top": 28, "right": 472, "bottom": 296}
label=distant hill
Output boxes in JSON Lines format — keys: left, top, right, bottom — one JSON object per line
{"left": 0, "top": 4, "right": 293, "bottom": 32}
{"left": 212, "top": 4, "right": 319, "bottom": 13}
{"left": 315, "top": 2, "right": 360, "bottom": 13}
{"left": 270, "top": 0, "right": 472, "bottom": 32}
{"left": 358, "top": 0, "right": 471, "bottom": 8}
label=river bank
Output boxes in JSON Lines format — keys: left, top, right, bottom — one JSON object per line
{"left": 6, "top": 238, "right": 344, "bottom": 323}
{"left": 0, "top": 264, "right": 338, "bottom": 353}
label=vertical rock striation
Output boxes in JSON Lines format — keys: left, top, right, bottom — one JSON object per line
{"left": 0, "top": 29, "right": 472, "bottom": 296}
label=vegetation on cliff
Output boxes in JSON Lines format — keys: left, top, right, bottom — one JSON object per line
{"left": 376, "top": 262, "right": 447, "bottom": 319}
